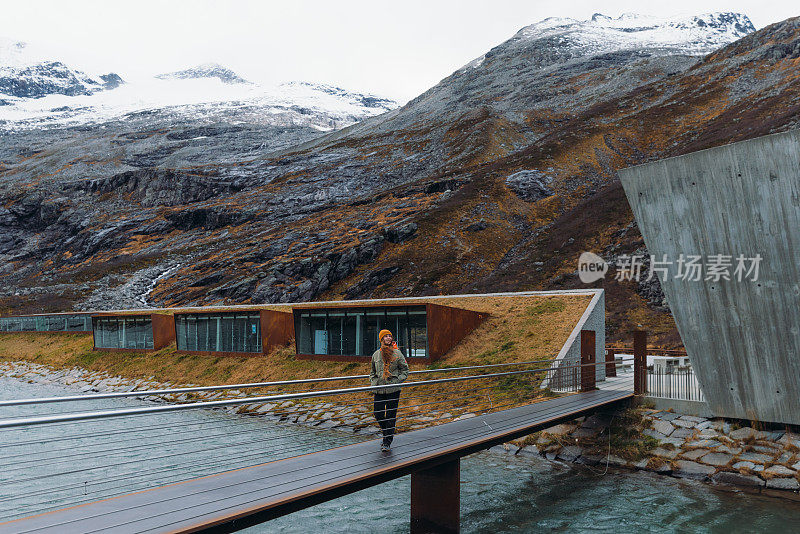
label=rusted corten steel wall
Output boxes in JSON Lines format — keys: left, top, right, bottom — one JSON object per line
{"left": 620, "top": 129, "right": 800, "bottom": 425}
{"left": 151, "top": 314, "right": 176, "bottom": 350}
{"left": 426, "top": 304, "right": 488, "bottom": 362}
{"left": 260, "top": 310, "right": 294, "bottom": 354}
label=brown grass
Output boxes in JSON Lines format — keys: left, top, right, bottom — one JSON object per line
{"left": 431, "top": 294, "right": 593, "bottom": 367}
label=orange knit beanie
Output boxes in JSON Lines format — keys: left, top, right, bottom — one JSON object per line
{"left": 378, "top": 329, "right": 392, "bottom": 342}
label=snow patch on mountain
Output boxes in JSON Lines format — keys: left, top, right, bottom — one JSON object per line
{"left": 0, "top": 75, "right": 398, "bottom": 131}
{"left": 156, "top": 63, "right": 251, "bottom": 84}
{"left": 515, "top": 12, "right": 755, "bottom": 56}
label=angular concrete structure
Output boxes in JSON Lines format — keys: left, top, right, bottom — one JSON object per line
{"left": 619, "top": 129, "right": 800, "bottom": 424}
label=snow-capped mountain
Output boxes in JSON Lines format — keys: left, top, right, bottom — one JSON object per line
{"left": 155, "top": 63, "right": 251, "bottom": 84}
{"left": 524, "top": 11, "right": 754, "bottom": 54}
{"left": 0, "top": 39, "right": 124, "bottom": 100}
{"left": 0, "top": 44, "right": 398, "bottom": 132}
{"left": 0, "top": 77, "right": 399, "bottom": 131}
{"left": 463, "top": 12, "right": 755, "bottom": 70}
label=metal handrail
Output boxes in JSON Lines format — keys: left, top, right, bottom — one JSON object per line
{"left": 0, "top": 358, "right": 561, "bottom": 407}
{"left": 606, "top": 346, "right": 687, "bottom": 355}
{"left": 0, "top": 359, "right": 608, "bottom": 429}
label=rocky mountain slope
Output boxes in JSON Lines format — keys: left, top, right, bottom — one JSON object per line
{"left": 2, "top": 12, "right": 799, "bottom": 346}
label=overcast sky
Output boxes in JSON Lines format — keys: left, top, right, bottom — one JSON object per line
{"left": 0, "top": 1, "right": 796, "bottom": 103}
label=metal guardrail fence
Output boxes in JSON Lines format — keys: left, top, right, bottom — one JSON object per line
{"left": 607, "top": 342, "right": 706, "bottom": 402}
{"left": 647, "top": 366, "right": 706, "bottom": 402}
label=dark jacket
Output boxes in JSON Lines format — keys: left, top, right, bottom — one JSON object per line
{"left": 369, "top": 348, "right": 409, "bottom": 394}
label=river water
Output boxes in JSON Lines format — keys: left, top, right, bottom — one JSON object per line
{"left": 2, "top": 376, "right": 800, "bottom": 533}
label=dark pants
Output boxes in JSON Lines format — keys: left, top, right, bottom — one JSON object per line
{"left": 373, "top": 391, "right": 401, "bottom": 444}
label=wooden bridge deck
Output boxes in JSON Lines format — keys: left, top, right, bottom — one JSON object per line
{"left": 2, "top": 388, "right": 632, "bottom": 534}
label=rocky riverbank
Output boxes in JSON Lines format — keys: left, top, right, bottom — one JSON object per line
{"left": 503, "top": 409, "right": 800, "bottom": 497}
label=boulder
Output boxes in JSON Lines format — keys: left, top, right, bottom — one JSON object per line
{"left": 660, "top": 437, "right": 687, "bottom": 448}
{"left": 672, "top": 419, "right": 696, "bottom": 429}
{"left": 766, "top": 477, "right": 800, "bottom": 490}
{"left": 732, "top": 461, "right": 758, "bottom": 471}
{"left": 556, "top": 446, "right": 582, "bottom": 462}
{"left": 505, "top": 170, "right": 554, "bottom": 202}
{"left": 712, "top": 471, "right": 765, "bottom": 488}
{"left": 489, "top": 444, "right": 513, "bottom": 454}
{"left": 778, "top": 433, "right": 800, "bottom": 449}
{"left": 582, "top": 414, "right": 611, "bottom": 429}
{"left": 572, "top": 427, "right": 600, "bottom": 438}
{"left": 673, "top": 460, "right": 715, "bottom": 480}
{"left": 682, "top": 449, "right": 708, "bottom": 461}
{"left": 679, "top": 415, "right": 707, "bottom": 423}
{"left": 543, "top": 423, "right": 577, "bottom": 436}
{"left": 633, "top": 459, "right": 650, "bottom": 469}
{"left": 384, "top": 222, "right": 418, "bottom": 243}
{"left": 685, "top": 439, "right": 722, "bottom": 449}
{"left": 644, "top": 429, "right": 669, "bottom": 441}
{"left": 606, "top": 455, "right": 628, "bottom": 467}
{"left": 716, "top": 445, "right": 743, "bottom": 455}
{"left": 576, "top": 454, "right": 603, "bottom": 466}
{"left": 764, "top": 465, "right": 796, "bottom": 477}
{"left": 652, "top": 419, "right": 675, "bottom": 436}
{"left": 515, "top": 446, "right": 539, "bottom": 457}
{"left": 751, "top": 444, "right": 781, "bottom": 455}
{"left": 653, "top": 447, "right": 679, "bottom": 459}
{"left": 736, "top": 452, "right": 772, "bottom": 464}
{"left": 671, "top": 428, "right": 695, "bottom": 439}
{"left": 699, "top": 452, "right": 734, "bottom": 466}
{"left": 729, "top": 427, "right": 758, "bottom": 440}
{"left": 464, "top": 220, "right": 489, "bottom": 232}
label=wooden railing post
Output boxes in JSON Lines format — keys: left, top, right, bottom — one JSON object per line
{"left": 633, "top": 330, "right": 647, "bottom": 395}
{"left": 605, "top": 347, "right": 617, "bottom": 378}
{"left": 580, "top": 330, "right": 596, "bottom": 392}
{"left": 411, "top": 459, "right": 460, "bottom": 534}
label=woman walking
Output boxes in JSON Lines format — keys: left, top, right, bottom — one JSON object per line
{"left": 370, "top": 329, "right": 409, "bottom": 451}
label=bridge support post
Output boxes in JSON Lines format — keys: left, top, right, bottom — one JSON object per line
{"left": 580, "top": 330, "right": 596, "bottom": 392}
{"left": 634, "top": 330, "right": 647, "bottom": 395}
{"left": 410, "top": 458, "right": 460, "bottom": 534}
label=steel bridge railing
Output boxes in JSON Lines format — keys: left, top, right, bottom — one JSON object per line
{"left": 0, "top": 358, "right": 565, "bottom": 408}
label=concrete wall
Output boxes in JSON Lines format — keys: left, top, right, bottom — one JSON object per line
{"left": 542, "top": 289, "right": 606, "bottom": 389}
{"left": 619, "top": 129, "right": 800, "bottom": 425}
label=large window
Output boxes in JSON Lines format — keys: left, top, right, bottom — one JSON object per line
{"left": 93, "top": 316, "right": 154, "bottom": 350}
{"left": 175, "top": 313, "right": 261, "bottom": 353}
{"left": 294, "top": 306, "right": 427, "bottom": 358}
{"left": 0, "top": 314, "right": 92, "bottom": 332}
